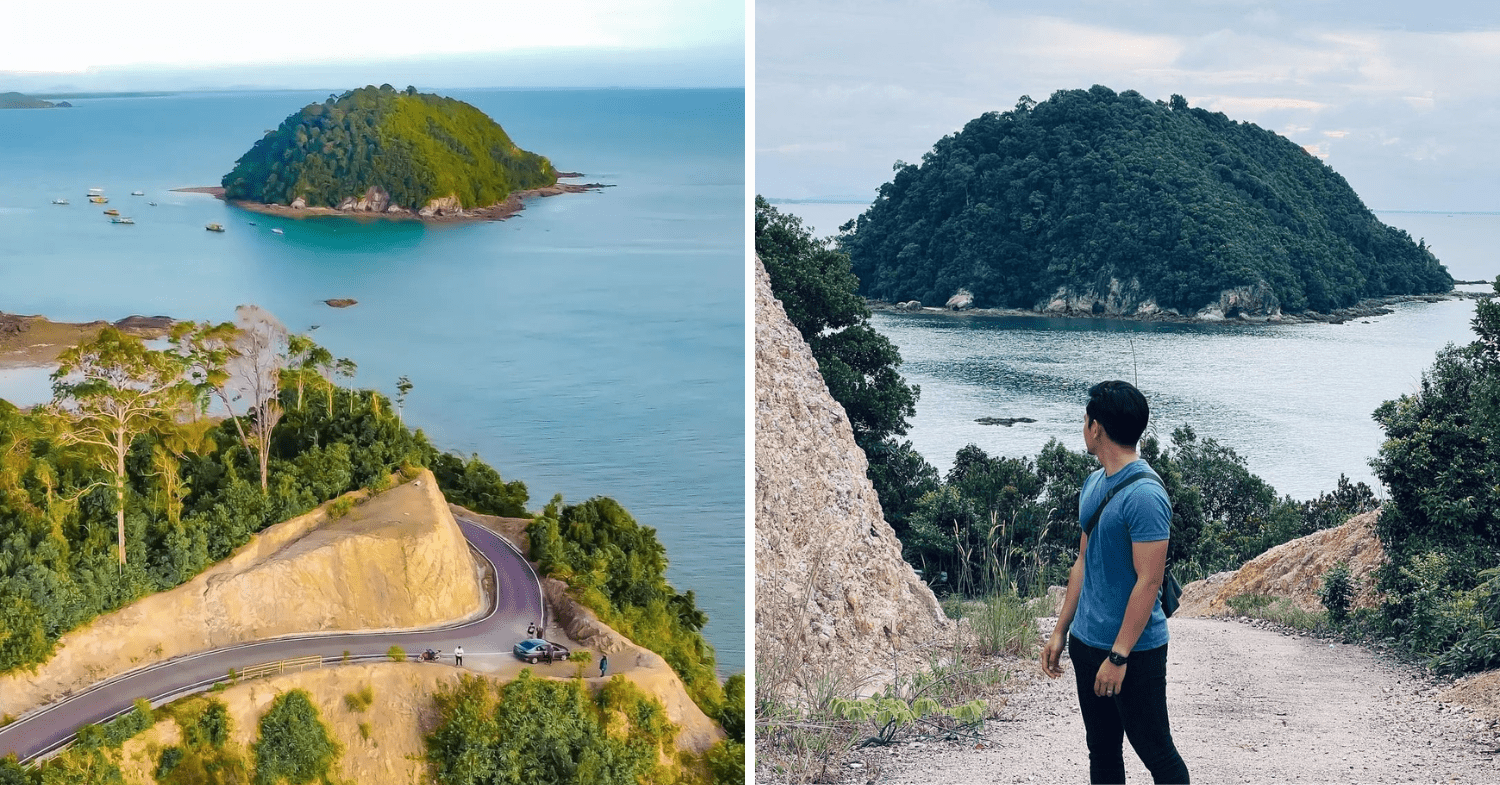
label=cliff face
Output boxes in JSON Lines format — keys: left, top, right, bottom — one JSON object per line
{"left": 0, "top": 470, "right": 483, "bottom": 718}
{"left": 754, "top": 256, "right": 952, "bottom": 684}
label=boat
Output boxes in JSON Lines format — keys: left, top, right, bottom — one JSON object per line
{"left": 247, "top": 221, "right": 256, "bottom": 226}
{"left": 89, "top": 196, "right": 108, "bottom": 204}
{"left": 103, "top": 208, "right": 119, "bottom": 216}
{"left": 206, "top": 223, "right": 225, "bottom": 232}
{"left": 148, "top": 202, "right": 157, "bottom": 206}
{"left": 111, "top": 217, "right": 134, "bottom": 224}
{"left": 52, "top": 198, "right": 68, "bottom": 205}
{"left": 272, "top": 228, "right": 284, "bottom": 235}
{"left": 87, "top": 188, "right": 103, "bottom": 196}
{"left": 131, "top": 190, "right": 145, "bottom": 196}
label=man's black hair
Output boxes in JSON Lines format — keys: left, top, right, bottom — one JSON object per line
{"left": 1086, "top": 380, "right": 1149, "bottom": 447}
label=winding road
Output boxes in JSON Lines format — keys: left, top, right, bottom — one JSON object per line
{"left": 0, "top": 515, "right": 543, "bottom": 763}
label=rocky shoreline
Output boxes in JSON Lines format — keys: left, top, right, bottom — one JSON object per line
{"left": 871, "top": 290, "right": 1485, "bottom": 326}
{"left": 173, "top": 172, "right": 609, "bottom": 224}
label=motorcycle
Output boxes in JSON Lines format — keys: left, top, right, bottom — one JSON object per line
{"left": 420, "top": 648, "right": 442, "bottom": 662}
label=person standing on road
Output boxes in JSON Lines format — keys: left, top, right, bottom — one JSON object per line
{"left": 528, "top": 621, "right": 537, "bottom": 637}
{"left": 599, "top": 654, "right": 608, "bottom": 678}
{"left": 454, "top": 645, "right": 463, "bottom": 666}
{"left": 1040, "top": 380, "right": 1190, "bottom": 784}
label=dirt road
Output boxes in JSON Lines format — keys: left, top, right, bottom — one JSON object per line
{"left": 860, "top": 617, "right": 1500, "bottom": 784}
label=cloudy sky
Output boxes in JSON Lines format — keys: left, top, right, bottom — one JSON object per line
{"left": 757, "top": 0, "right": 1500, "bottom": 221}
{"left": 2, "top": 0, "right": 744, "bottom": 90}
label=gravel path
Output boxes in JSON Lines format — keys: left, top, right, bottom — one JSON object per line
{"left": 854, "top": 617, "right": 1500, "bottom": 784}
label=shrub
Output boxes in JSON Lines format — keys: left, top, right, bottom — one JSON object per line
{"left": 253, "top": 690, "right": 339, "bottom": 785}
{"left": 326, "top": 496, "right": 356, "bottom": 520}
{"left": 1318, "top": 561, "right": 1354, "bottom": 623}
{"left": 971, "top": 590, "right": 1039, "bottom": 658}
{"left": 387, "top": 645, "right": 405, "bottom": 662}
{"left": 344, "top": 684, "right": 374, "bottom": 713}
{"left": 155, "top": 746, "right": 184, "bottom": 780}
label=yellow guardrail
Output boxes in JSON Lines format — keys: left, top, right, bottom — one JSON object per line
{"left": 236, "top": 655, "right": 324, "bottom": 681}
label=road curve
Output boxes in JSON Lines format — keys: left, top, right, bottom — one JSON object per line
{"left": 0, "top": 516, "right": 543, "bottom": 763}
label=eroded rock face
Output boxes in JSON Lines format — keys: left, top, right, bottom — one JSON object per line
{"left": 337, "top": 186, "right": 392, "bottom": 212}
{"left": 420, "top": 195, "right": 464, "bottom": 217}
{"left": 0, "top": 470, "right": 483, "bottom": 718}
{"left": 754, "top": 256, "right": 952, "bottom": 685}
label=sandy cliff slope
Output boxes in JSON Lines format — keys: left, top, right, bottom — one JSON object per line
{"left": 754, "top": 255, "right": 952, "bottom": 687}
{"left": 1176, "top": 508, "right": 1385, "bottom": 617}
{"left": 0, "top": 470, "right": 482, "bottom": 718}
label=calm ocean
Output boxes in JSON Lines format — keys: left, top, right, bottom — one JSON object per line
{"left": 778, "top": 201, "right": 1497, "bottom": 502}
{"left": 0, "top": 88, "right": 745, "bottom": 670}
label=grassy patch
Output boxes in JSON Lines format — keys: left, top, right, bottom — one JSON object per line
{"left": 343, "top": 683, "right": 374, "bottom": 713}
{"left": 1227, "top": 593, "right": 1328, "bottom": 631}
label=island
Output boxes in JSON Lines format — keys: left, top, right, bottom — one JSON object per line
{"left": 839, "top": 86, "right": 1454, "bottom": 320}
{"left": 0, "top": 91, "right": 68, "bottom": 109}
{"left": 214, "top": 84, "right": 602, "bottom": 222}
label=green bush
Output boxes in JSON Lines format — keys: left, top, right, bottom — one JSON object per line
{"left": 426, "top": 672, "right": 674, "bottom": 785}
{"left": 387, "top": 645, "right": 405, "bottom": 662}
{"left": 1318, "top": 561, "right": 1354, "bottom": 623}
{"left": 76, "top": 698, "right": 154, "bottom": 750}
{"left": 253, "top": 690, "right": 339, "bottom": 785}
{"left": 970, "top": 591, "right": 1039, "bottom": 658}
{"left": 343, "top": 684, "right": 374, "bottom": 713}
{"left": 155, "top": 746, "right": 185, "bottom": 780}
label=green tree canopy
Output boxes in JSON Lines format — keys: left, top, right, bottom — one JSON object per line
{"left": 222, "top": 84, "right": 556, "bottom": 210}
{"left": 839, "top": 86, "right": 1453, "bottom": 315}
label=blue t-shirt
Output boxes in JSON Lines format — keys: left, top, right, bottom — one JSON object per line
{"left": 1069, "top": 459, "right": 1172, "bottom": 652}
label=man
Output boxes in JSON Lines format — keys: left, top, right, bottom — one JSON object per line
{"left": 454, "top": 645, "right": 463, "bottom": 666}
{"left": 599, "top": 653, "right": 608, "bottom": 678}
{"left": 1040, "top": 380, "right": 1189, "bottom": 784}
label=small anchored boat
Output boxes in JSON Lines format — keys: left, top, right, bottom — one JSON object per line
{"left": 206, "top": 223, "right": 225, "bottom": 232}
{"left": 89, "top": 195, "right": 108, "bottom": 204}
{"left": 111, "top": 216, "right": 135, "bottom": 224}
{"left": 52, "top": 198, "right": 69, "bottom": 205}
{"left": 103, "top": 208, "right": 120, "bottom": 216}
{"left": 131, "top": 190, "right": 145, "bottom": 196}
{"left": 272, "top": 228, "right": 284, "bottom": 235}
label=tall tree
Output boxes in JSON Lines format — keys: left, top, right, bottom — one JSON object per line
{"left": 396, "top": 375, "right": 413, "bottom": 425}
{"left": 229, "top": 305, "right": 290, "bottom": 492}
{"left": 49, "top": 328, "right": 191, "bottom": 566}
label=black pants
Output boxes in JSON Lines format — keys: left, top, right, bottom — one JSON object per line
{"left": 1069, "top": 635, "right": 1189, "bottom": 784}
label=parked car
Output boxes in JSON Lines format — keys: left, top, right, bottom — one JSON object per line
{"left": 513, "top": 638, "right": 571, "bottom": 664}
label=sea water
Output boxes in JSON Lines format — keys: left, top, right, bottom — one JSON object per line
{"left": 776, "top": 201, "right": 1496, "bottom": 502}
{"left": 0, "top": 88, "right": 746, "bottom": 670}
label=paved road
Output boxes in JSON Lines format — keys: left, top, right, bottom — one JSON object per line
{"left": 0, "top": 516, "right": 543, "bottom": 763}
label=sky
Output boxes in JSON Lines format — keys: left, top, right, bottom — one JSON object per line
{"left": 1, "top": 0, "right": 745, "bottom": 90}
{"left": 757, "top": 0, "right": 1500, "bottom": 219}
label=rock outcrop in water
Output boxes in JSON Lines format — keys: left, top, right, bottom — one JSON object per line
{"left": 755, "top": 256, "right": 952, "bottom": 685}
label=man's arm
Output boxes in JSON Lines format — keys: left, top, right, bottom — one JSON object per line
{"left": 1040, "top": 531, "right": 1087, "bottom": 678}
{"left": 1090, "top": 538, "right": 1167, "bottom": 696}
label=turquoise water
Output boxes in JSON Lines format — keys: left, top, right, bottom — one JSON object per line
{"left": 778, "top": 202, "right": 1497, "bottom": 503}
{"left": 0, "top": 88, "right": 746, "bottom": 670}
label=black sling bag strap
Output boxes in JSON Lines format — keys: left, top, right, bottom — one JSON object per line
{"left": 1082, "top": 471, "right": 1183, "bottom": 618}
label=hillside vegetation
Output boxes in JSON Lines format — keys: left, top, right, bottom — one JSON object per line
{"left": 221, "top": 84, "right": 556, "bottom": 210}
{"left": 0, "top": 92, "right": 60, "bottom": 109}
{"left": 840, "top": 85, "right": 1452, "bottom": 315}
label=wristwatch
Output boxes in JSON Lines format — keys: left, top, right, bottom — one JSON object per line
{"left": 1108, "top": 651, "right": 1130, "bottom": 666}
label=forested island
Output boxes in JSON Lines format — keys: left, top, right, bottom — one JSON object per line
{"left": 219, "top": 85, "right": 563, "bottom": 219}
{"left": 839, "top": 86, "right": 1454, "bottom": 318}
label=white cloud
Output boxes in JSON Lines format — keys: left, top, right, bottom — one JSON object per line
{"left": 1323, "top": 130, "right": 1350, "bottom": 138}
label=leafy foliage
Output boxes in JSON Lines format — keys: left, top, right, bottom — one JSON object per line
{"left": 839, "top": 86, "right": 1452, "bottom": 314}
{"left": 426, "top": 672, "right": 676, "bottom": 785}
{"left": 222, "top": 85, "right": 556, "bottom": 209}
{"left": 901, "top": 434, "right": 1375, "bottom": 599}
{"left": 1370, "top": 279, "right": 1500, "bottom": 671}
{"left": 527, "top": 497, "right": 727, "bottom": 723}
{"left": 157, "top": 697, "right": 248, "bottom": 785}
{"left": 253, "top": 690, "right": 339, "bottom": 785}
{"left": 1318, "top": 561, "right": 1354, "bottom": 623}
{"left": 0, "top": 321, "right": 526, "bottom": 675}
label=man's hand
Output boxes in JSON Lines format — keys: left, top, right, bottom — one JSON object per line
{"left": 1094, "top": 660, "right": 1127, "bottom": 697}
{"left": 1040, "top": 632, "right": 1067, "bottom": 678}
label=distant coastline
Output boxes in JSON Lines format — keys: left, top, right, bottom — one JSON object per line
{"left": 872, "top": 290, "right": 1487, "bottom": 326}
{"left": 0, "top": 312, "right": 173, "bottom": 369}
{"left": 174, "top": 173, "right": 609, "bottom": 224}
